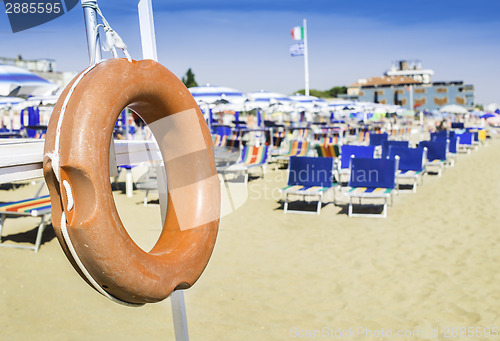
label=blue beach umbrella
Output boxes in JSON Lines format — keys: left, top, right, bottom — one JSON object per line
{"left": 0, "top": 64, "right": 57, "bottom": 96}
{"left": 247, "top": 90, "right": 293, "bottom": 109}
{"left": 189, "top": 84, "right": 247, "bottom": 106}
{"left": 0, "top": 96, "right": 25, "bottom": 109}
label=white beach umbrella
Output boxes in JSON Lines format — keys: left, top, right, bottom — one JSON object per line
{"left": 247, "top": 90, "right": 293, "bottom": 111}
{"left": 0, "top": 96, "right": 25, "bottom": 109}
{"left": 439, "top": 104, "right": 468, "bottom": 115}
{"left": 189, "top": 84, "right": 247, "bottom": 105}
{"left": 289, "top": 94, "right": 328, "bottom": 117}
{"left": 0, "top": 64, "right": 58, "bottom": 97}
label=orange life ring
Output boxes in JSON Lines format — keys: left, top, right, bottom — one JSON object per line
{"left": 43, "top": 58, "right": 220, "bottom": 305}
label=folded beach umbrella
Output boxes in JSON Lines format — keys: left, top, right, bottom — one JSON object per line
{"left": 0, "top": 64, "right": 58, "bottom": 97}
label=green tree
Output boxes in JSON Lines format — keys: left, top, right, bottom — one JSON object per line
{"left": 328, "top": 86, "right": 347, "bottom": 98}
{"left": 294, "top": 86, "right": 347, "bottom": 98}
{"left": 182, "top": 68, "right": 198, "bottom": 88}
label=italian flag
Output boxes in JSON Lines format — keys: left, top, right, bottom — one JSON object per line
{"left": 291, "top": 26, "right": 304, "bottom": 40}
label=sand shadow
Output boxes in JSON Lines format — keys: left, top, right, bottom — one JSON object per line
{"left": 0, "top": 183, "right": 29, "bottom": 191}
{"left": 1, "top": 223, "right": 56, "bottom": 248}
{"left": 111, "top": 181, "right": 136, "bottom": 194}
{"left": 336, "top": 203, "right": 385, "bottom": 216}
{"left": 274, "top": 199, "right": 329, "bottom": 214}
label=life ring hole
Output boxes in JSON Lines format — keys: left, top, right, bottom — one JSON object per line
{"left": 110, "top": 110, "right": 166, "bottom": 252}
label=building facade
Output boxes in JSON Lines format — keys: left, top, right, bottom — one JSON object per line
{"left": 341, "top": 60, "right": 475, "bottom": 111}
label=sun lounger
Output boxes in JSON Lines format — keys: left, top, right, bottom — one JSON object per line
{"left": 212, "top": 134, "right": 228, "bottom": 147}
{"left": 381, "top": 140, "right": 409, "bottom": 159}
{"left": 281, "top": 156, "right": 337, "bottom": 214}
{"left": 455, "top": 132, "right": 474, "bottom": 153}
{"left": 223, "top": 145, "right": 269, "bottom": 184}
{"left": 273, "top": 140, "right": 310, "bottom": 164}
{"left": 337, "top": 145, "right": 376, "bottom": 185}
{"left": 135, "top": 166, "right": 158, "bottom": 206}
{"left": 0, "top": 193, "right": 51, "bottom": 252}
{"left": 346, "top": 156, "right": 398, "bottom": 218}
{"left": 431, "top": 135, "right": 459, "bottom": 166}
{"left": 315, "top": 144, "right": 339, "bottom": 158}
{"left": 369, "top": 132, "right": 388, "bottom": 146}
{"left": 388, "top": 146, "right": 426, "bottom": 192}
{"left": 419, "top": 140, "right": 448, "bottom": 176}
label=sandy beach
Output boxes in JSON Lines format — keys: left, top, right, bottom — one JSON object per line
{"left": 1, "top": 136, "right": 499, "bottom": 340}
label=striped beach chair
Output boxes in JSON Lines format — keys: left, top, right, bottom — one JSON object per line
{"left": 223, "top": 145, "right": 270, "bottom": 184}
{"left": 281, "top": 156, "right": 337, "bottom": 214}
{"left": 273, "top": 141, "right": 310, "bottom": 166}
{"left": 357, "top": 130, "right": 368, "bottom": 144}
{"left": 212, "top": 134, "right": 227, "bottom": 147}
{"left": 295, "top": 128, "right": 309, "bottom": 140}
{"left": 318, "top": 136, "right": 339, "bottom": 145}
{"left": 282, "top": 141, "right": 310, "bottom": 157}
{"left": 0, "top": 194, "right": 51, "bottom": 252}
{"left": 315, "top": 144, "right": 340, "bottom": 158}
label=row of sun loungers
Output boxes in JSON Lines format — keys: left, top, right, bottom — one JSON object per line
{"left": 0, "top": 124, "right": 488, "bottom": 252}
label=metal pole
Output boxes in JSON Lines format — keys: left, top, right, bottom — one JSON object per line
{"left": 138, "top": 0, "right": 158, "bottom": 61}
{"left": 171, "top": 291, "right": 189, "bottom": 341}
{"left": 409, "top": 85, "right": 413, "bottom": 111}
{"left": 81, "top": 0, "right": 102, "bottom": 64}
{"left": 303, "top": 18, "right": 310, "bottom": 96}
{"left": 137, "top": 1, "right": 189, "bottom": 340}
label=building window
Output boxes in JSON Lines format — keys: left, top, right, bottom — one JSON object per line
{"left": 434, "top": 97, "right": 448, "bottom": 105}
{"left": 414, "top": 98, "right": 426, "bottom": 106}
{"left": 436, "top": 88, "right": 448, "bottom": 93}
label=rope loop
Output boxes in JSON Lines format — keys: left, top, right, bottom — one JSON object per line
{"left": 81, "top": 1, "right": 132, "bottom": 63}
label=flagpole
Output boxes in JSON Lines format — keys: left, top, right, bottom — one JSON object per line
{"left": 303, "top": 18, "right": 310, "bottom": 96}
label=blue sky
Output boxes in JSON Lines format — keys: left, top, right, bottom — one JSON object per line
{"left": 1, "top": 0, "right": 499, "bottom": 104}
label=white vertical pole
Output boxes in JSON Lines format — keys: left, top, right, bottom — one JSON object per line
{"left": 303, "top": 18, "right": 310, "bottom": 97}
{"left": 81, "top": 0, "right": 102, "bottom": 64}
{"left": 82, "top": 1, "right": 120, "bottom": 177}
{"left": 137, "top": 2, "right": 189, "bottom": 340}
{"left": 138, "top": 0, "right": 158, "bottom": 61}
{"left": 171, "top": 291, "right": 189, "bottom": 341}
{"left": 409, "top": 85, "right": 413, "bottom": 111}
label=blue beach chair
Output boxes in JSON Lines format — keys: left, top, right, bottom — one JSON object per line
{"left": 431, "top": 134, "right": 459, "bottom": 166}
{"left": 369, "top": 132, "right": 389, "bottom": 146}
{"left": 346, "top": 156, "right": 398, "bottom": 218}
{"left": 337, "top": 145, "right": 376, "bottom": 185}
{"left": 388, "top": 146, "right": 427, "bottom": 192}
{"left": 419, "top": 140, "right": 448, "bottom": 176}
{"left": 456, "top": 132, "right": 474, "bottom": 153}
{"left": 381, "top": 140, "right": 409, "bottom": 159}
{"left": 280, "top": 156, "right": 337, "bottom": 215}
